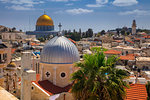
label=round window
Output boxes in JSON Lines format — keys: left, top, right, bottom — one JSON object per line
{"left": 45, "top": 72, "right": 51, "bottom": 78}
{"left": 60, "top": 72, "right": 66, "bottom": 78}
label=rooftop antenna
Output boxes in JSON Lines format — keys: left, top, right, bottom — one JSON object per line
{"left": 58, "top": 23, "right": 62, "bottom": 36}
{"left": 58, "top": 23, "right": 62, "bottom": 32}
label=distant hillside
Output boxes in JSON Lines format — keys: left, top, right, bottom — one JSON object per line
{"left": 0, "top": 25, "right": 22, "bottom": 33}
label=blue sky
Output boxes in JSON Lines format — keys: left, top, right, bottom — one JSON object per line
{"left": 0, "top": 0, "right": 150, "bottom": 33}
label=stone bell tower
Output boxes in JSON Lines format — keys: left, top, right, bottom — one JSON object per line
{"left": 132, "top": 20, "right": 137, "bottom": 35}
{"left": 17, "top": 52, "right": 36, "bottom": 100}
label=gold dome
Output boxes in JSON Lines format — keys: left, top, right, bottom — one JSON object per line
{"left": 36, "top": 14, "right": 54, "bottom": 26}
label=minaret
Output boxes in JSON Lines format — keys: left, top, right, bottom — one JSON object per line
{"left": 132, "top": 20, "right": 137, "bottom": 34}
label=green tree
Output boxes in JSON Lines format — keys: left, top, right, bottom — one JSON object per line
{"left": 71, "top": 52, "right": 129, "bottom": 100}
{"left": 70, "top": 32, "right": 81, "bottom": 41}
{"left": 38, "top": 37, "right": 45, "bottom": 42}
{"left": 121, "top": 30, "right": 125, "bottom": 35}
{"left": 86, "top": 28, "right": 93, "bottom": 38}
{"left": 146, "top": 81, "right": 150, "bottom": 100}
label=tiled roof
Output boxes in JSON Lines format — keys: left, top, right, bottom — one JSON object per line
{"left": 135, "top": 38, "right": 141, "bottom": 41}
{"left": 30, "top": 43, "right": 40, "bottom": 46}
{"left": 115, "top": 40, "right": 122, "bottom": 43}
{"left": 11, "top": 48, "right": 16, "bottom": 54}
{"left": 120, "top": 55, "right": 135, "bottom": 60}
{"left": 126, "top": 54, "right": 139, "bottom": 57}
{"left": 126, "top": 40, "right": 134, "bottom": 44}
{"left": 33, "top": 80, "right": 72, "bottom": 95}
{"left": 125, "top": 84, "right": 147, "bottom": 100}
{"left": 32, "top": 74, "right": 72, "bottom": 95}
{"left": 143, "top": 35, "right": 150, "bottom": 39}
{"left": 68, "top": 38, "right": 76, "bottom": 44}
{"left": 104, "top": 50, "right": 122, "bottom": 55}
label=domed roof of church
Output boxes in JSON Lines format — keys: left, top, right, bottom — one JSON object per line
{"left": 36, "top": 14, "right": 54, "bottom": 26}
{"left": 40, "top": 36, "right": 79, "bottom": 64}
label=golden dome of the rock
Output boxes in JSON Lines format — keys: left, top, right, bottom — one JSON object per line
{"left": 36, "top": 14, "right": 54, "bottom": 26}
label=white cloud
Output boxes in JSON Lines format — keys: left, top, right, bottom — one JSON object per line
{"left": 113, "top": 0, "right": 138, "bottom": 6}
{"left": 86, "top": 0, "right": 108, "bottom": 8}
{"left": 66, "top": 8, "right": 93, "bottom": 14}
{"left": 7, "top": 5, "right": 33, "bottom": 10}
{"left": 119, "top": 9, "right": 150, "bottom": 16}
{"left": 0, "top": 0, "right": 44, "bottom": 10}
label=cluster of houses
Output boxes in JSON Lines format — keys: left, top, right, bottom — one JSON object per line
{"left": 75, "top": 32, "right": 150, "bottom": 100}
{"left": 0, "top": 24, "right": 149, "bottom": 99}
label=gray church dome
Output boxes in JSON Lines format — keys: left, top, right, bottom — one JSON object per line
{"left": 40, "top": 36, "right": 79, "bottom": 64}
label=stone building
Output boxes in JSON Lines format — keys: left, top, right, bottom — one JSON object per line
{"left": 0, "top": 42, "right": 11, "bottom": 87}
{"left": 4, "top": 62, "right": 17, "bottom": 95}
{"left": 30, "top": 35, "right": 79, "bottom": 100}
{"left": 16, "top": 35, "right": 79, "bottom": 100}
{"left": 136, "top": 57, "right": 150, "bottom": 70}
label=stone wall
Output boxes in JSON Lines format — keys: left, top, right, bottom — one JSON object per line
{"left": 40, "top": 63, "right": 75, "bottom": 87}
{"left": 136, "top": 61, "right": 150, "bottom": 69}
{"left": 0, "top": 77, "right": 4, "bottom": 88}
{"left": 31, "top": 82, "right": 50, "bottom": 100}
{"left": 0, "top": 86, "right": 18, "bottom": 100}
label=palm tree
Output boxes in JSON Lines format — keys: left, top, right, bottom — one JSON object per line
{"left": 71, "top": 52, "right": 129, "bottom": 100}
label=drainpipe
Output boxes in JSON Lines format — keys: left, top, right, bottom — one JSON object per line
{"left": 64, "top": 94, "right": 66, "bottom": 100}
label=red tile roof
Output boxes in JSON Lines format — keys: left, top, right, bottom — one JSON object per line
{"left": 127, "top": 40, "right": 134, "bottom": 44}
{"left": 120, "top": 55, "right": 135, "bottom": 60}
{"left": 33, "top": 80, "right": 72, "bottom": 95}
{"left": 11, "top": 48, "right": 16, "bottom": 54}
{"left": 68, "top": 38, "right": 76, "bottom": 44}
{"left": 143, "top": 35, "right": 150, "bottom": 39}
{"left": 126, "top": 54, "right": 139, "bottom": 57}
{"left": 104, "top": 50, "right": 122, "bottom": 55}
{"left": 30, "top": 74, "right": 72, "bottom": 95}
{"left": 125, "top": 84, "right": 147, "bottom": 100}
{"left": 30, "top": 43, "right": 40, "bottom": 46}
{"left": 115, "top": 40, "right": 122, "bottom": 43}
{"left": 135, "top": 38, "right": 141, "bottom": 41}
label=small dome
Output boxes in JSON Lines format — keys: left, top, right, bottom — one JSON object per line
{"left": 7, "top": 62, "right": 16, "bottom": 68}
{"left": 5, "top": 62, "right": 16, "bottom": 71}
{"left": 36, "top": 14, "right": 54, "bottom": 26}
{"left": 41, "top": 36, "right": 79, "bottom": 64}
